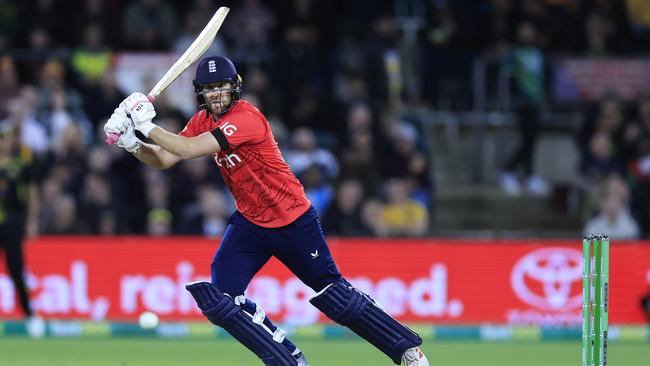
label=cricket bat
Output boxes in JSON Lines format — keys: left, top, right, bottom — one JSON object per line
{"left": 106, "top": 6, "right": 230, "bottom": 145}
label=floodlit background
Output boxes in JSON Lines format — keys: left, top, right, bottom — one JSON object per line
{"left": 0, "top": 1, "right": 649, "bottom": 365}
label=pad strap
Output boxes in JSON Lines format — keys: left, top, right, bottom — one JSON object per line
{"left": 187, "top": 282, "right": 297, "bottom": 366}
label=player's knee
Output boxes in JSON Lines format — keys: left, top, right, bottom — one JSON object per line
{"left": 185, "top": 281, "right": 239, "bottom": 326}
{"left": 309, "top": 280, "right": 366, "bottom": 324}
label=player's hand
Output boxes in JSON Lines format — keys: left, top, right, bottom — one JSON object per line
{"left": 104, "top": 107, "right": 130, "bottom": 136}
{"left": 119, "top": 92, "right": 158, "bottom": 137}
{"left": 117, "top": 122, "right": 141, "bottom": 153}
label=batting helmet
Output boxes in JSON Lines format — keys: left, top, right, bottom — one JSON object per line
{"left": 193, "top": 55, "right": 242, "bottom": 114}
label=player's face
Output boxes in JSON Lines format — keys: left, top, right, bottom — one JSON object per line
{"left": 201, "top": 82, "right": 234, "bottom": 115}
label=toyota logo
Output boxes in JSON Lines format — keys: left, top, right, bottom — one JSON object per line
{"left": 511, "top": 248, "right": 583, "bottom": 311}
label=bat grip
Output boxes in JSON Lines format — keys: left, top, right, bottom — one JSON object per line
{"left": 106, "top": 133, "right": 120, "bottom": 145}
{"left": 105, "top": 94, "right": 156, "bottom": 145}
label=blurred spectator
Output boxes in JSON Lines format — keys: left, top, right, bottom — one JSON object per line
{"left": 81, "top": 69, "right": 127, "bottom": 131}
{"left": 35, "top": 60, "right": 84, "bottom": 118}
{"left": 78, "top": 172, "right": 113, "bottom": 234}
{"left": 2, "top": 98, "right": 48, "bottom": 154}
{"left": 338, "top": 104, "right": 382, "bottom": 196}
{"left": 583, "top": 176, "right": 639, "bottom": 239}
{"left": 147, "top": 208, "right": 173, "bottom": 236}
{"left": 361, "top": 198, "right": 388, "bottom": 237}
{"left": 576, "top": 131, "right": 626, "bottom": 194}
{"left": 225, "top": 0, "right": 276, "bottom": 63}
{"left": 70, "top": 23, "right": 112, "bottom": 87}
{"left": 274, "top": 0, "right": 333, "bottom": 119}
{"left": 69, "top": 0, "right": 118, "bottom": 47}
{"left": 43, "top": 193, "right": 79, "bottom": 234}
{"left": 174, "top": 9, "right": 226, "bottom": 58}
{"left": 21, "top": 0, "right": 66, "bottom": 47}
{"left": 301, "top": 164, "right": 334, "bottom": 216}
{"left": 40, "top": 89, "right": 93, "bottom": 145}
{"left": 378, "top": 116, "right": 433, "bottom": 207}
{"left": 49, "top": 123, "right": 88, "bottom": 194}
{"left": 179, "top": 184, "right": 229, "bottom": 237}
{"left": 243, "top": 67, "right": 282, "bottom": 118}
{"left": 285, "top": 127, "right": 339, "bottom": 182}
{"left": 499, "top": 21, "right": 549, "bottom": 196}
{"left": 121, "top": 0, "right": 178, "bottom": 50}
{"left": 0, "top": 0, "right": 20, "bottom": 48}
{"left": 380, "top": 177, "right": 429, "bottom": 237}
{"left": 322, "top": 178, "right": 372, "bottom": 236}
{"left": 0, "top": 56, "right": 20, "bottom": 118}
{"left": 421, "top": 2, "right": 474, "bottom": 107}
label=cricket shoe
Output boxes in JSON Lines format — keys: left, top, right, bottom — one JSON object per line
{"left": 401, "top": 347, "right": 428, "bottom": 366}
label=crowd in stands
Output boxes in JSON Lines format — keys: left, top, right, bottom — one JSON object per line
{"left": 1, "top": 0, "right": 650, "bottom": 237}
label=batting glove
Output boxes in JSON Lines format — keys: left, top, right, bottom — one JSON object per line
{"left": 104, "top": 107, "right": 130, "bottom": 136}
{"left": 117, "top": 123, "right": 141, "bottom": 153}
{"left": 119, "top": 92, "right": 157, "bottom": 137}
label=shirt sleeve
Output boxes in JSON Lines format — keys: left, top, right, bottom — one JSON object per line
{"left": 178, "top": 112, "right": 204, "bottom": 137}
{"left": 218, "top": 110, "right": 267, "bottom": 148}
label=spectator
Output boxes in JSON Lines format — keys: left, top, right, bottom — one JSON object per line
{"left": 583, "top": 178, "right": 639, "bottom": 239}
{"left": 43, "top": 193, "right": 79, "bottom": 234}
{"left": 380, "top": 177, "right": 429, "bottom": 237}
{"left": 301, "top": 164, "right": 334, "bottom": 216}
{"left": 147, "top": 208, "right": 173, "bottom": 236}
{"left": 78, "top": 172, "right": 113, "bottom": 234}
{"left": 322, "top": 178, "right": 372, "bottom": 236}
{"left": 499, "top": 21, "right": 549, "bottom": 196}
{"left": 378, "top": 116, "right": 433, "bottom": 207}
{"left": 70, "top": 23, "right": 112, "bottom": 87}
{"left": 285, "top": 127, "right": 339, "bottom": 182}
{"left": 2, "top": 97, "right": 48, "bottom": 155}
{"left": 576, "top": 131, "right": 626, "bottom": 194}
{"left": 179, "top": 184, "right": 229, "bottom": 237}
{"left": 121, "top": 0, "right": 178, "bottom": 50}
{"left": 225, "top": 0, "right": 276, "bottom": 63}
{"left": 174, "top": 10, "right": 226, "bottom": 58}
{"left": 361, "top": 198, "right": 388, "bottom": 237}
{"left": 0, "top": 56, "right": 20, "bottom": 118}
{"left": 81, "top": 69, "right": 127, "bottom": 132}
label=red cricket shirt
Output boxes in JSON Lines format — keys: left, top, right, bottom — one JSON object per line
{"left": 179, "top": 100, "right": 310, "bottom": 227}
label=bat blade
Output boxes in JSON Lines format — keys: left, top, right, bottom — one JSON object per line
{"left": 147, "top": 6, "right": 229, "bottom": 101}
{"left": 106, "top": 6, "right": 229, "bottom": 145}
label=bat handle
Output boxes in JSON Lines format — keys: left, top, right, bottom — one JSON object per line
{"left": 106, "top": 133, "right": 120, "bottom": 145}
{"left": 105, "top": 93, "right": 156, "bottom": 145}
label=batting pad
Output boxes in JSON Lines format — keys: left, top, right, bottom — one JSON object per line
{"left": 309, "top": 281, "right": 422, "bottom": 365}
{"left": 186, "top": 281, "right": 297, "bottom": 366}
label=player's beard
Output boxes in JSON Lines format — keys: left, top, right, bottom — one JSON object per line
{"left": 207, "top": 99, "right": 228, "bottom": 115}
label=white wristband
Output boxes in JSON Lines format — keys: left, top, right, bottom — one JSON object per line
{"left": 125, "top": 141, "right": 141, "bottom": 153}
{"left": 138, "top": 121, "right": 158, "bottom": 137}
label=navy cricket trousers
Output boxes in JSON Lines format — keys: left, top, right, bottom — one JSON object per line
{"left": 211, "top": 206, "right": 342, "bottom": 296}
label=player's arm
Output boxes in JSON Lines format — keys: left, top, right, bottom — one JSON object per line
{"left": 119, "top": 92, "right": 225, "bottom": 159}
{"left": 131, "top": 142, "right": 183, "bottom": 170}
{"left": 148, "top": 128, "right": 222, "bottom": 159}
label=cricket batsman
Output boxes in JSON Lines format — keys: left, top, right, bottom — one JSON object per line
{"left": 104, "top": 55, "right": 428, "bottom": 366}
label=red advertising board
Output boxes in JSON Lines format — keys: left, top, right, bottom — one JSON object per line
{"left": 0, "top": 237, "right": 649, "bottom": 326}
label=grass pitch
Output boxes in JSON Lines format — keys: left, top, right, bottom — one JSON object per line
{"left": 0, "top": 338, "right": 648, "bottom": 365}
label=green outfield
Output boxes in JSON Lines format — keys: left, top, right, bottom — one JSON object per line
{"left": 0, "top": 338, "right": 648, "bottom": 366}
